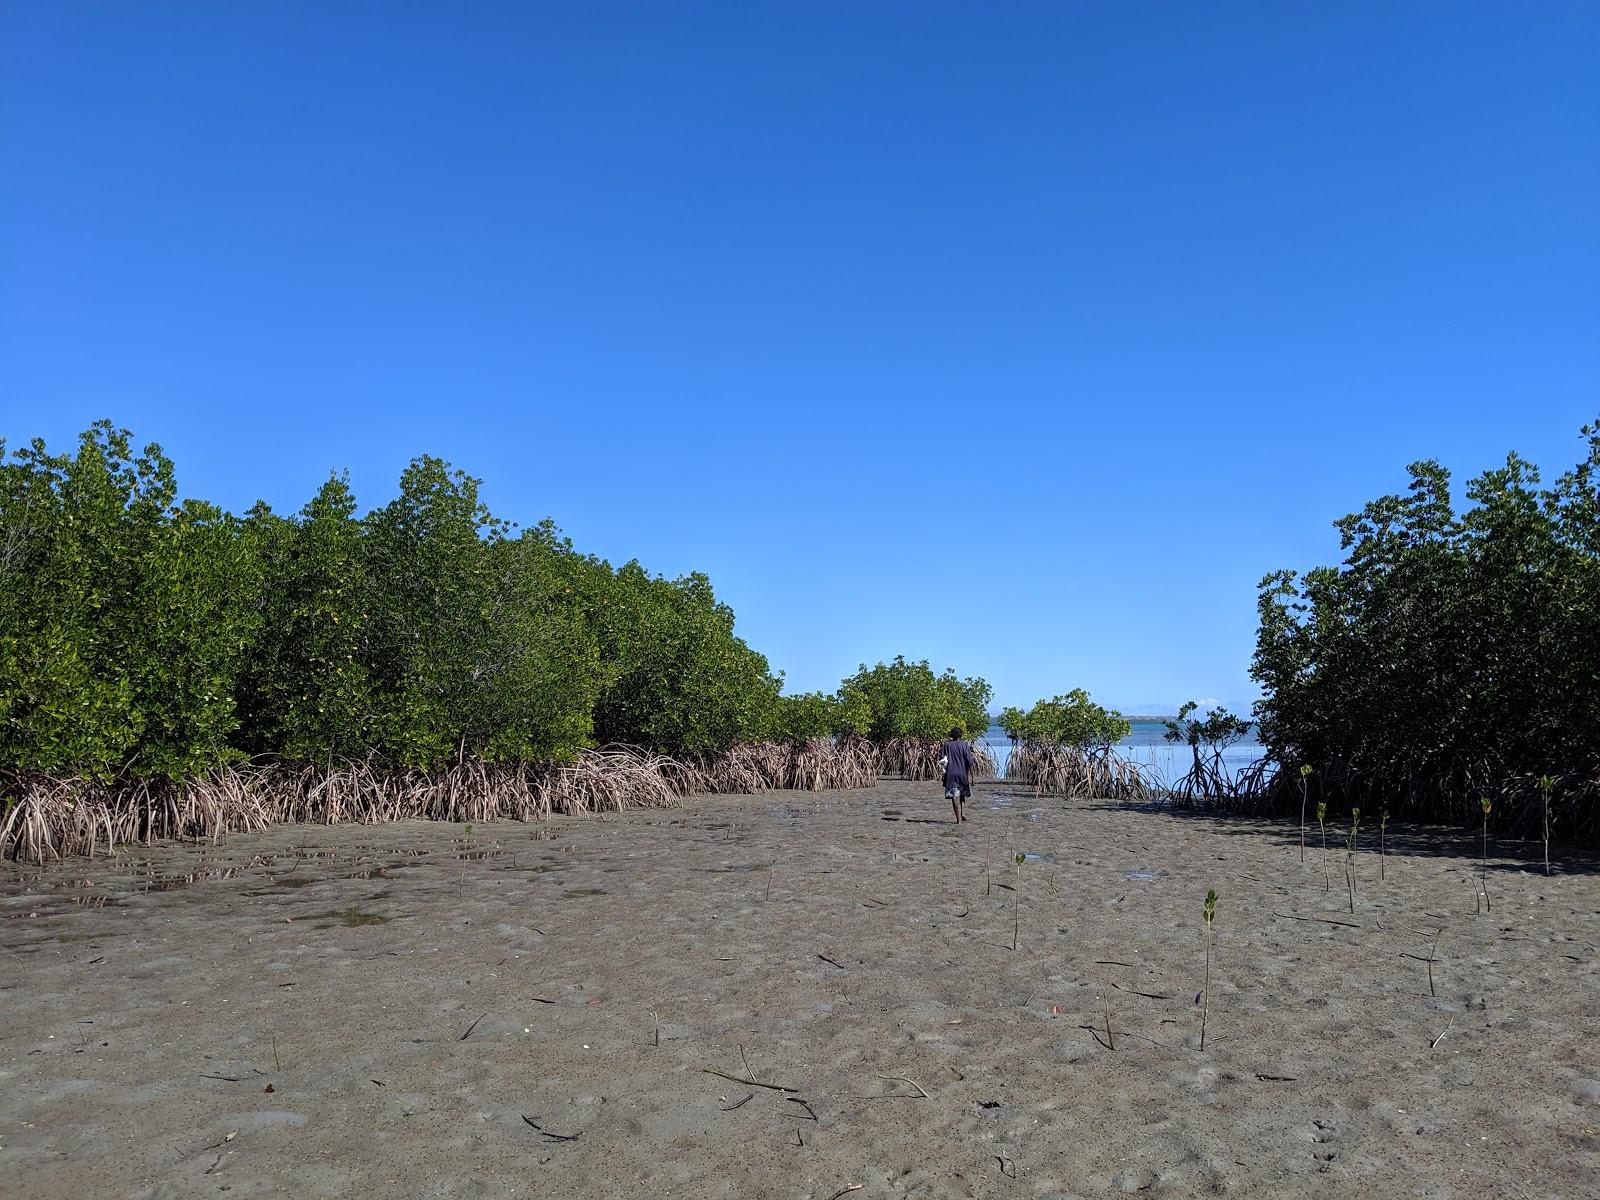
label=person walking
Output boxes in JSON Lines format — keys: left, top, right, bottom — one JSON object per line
{"left": 940, "top": 725, "right": 976, "bottom": 823}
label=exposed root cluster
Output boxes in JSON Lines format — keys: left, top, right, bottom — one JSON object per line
{"left": 877, "top": 737, "right": 997, "bottom": 782}
{"left": 1005, "top": 742, "right": 1154, "bottom": 801}
{"left": 0, "top": 738, "right": 883, "bottom": 864}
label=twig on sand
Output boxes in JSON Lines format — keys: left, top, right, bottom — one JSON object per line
{"left": 860, "top": 1073, "right": 929, "bottom": 1099}
{"left": 827, "top": 1186, "right": 864, "bottom": 1200}
{"left": 459, "top": 1012, "right": 487, "bottom": 1041}
{"left": 521, "top": 1115, "right": 582, "bottom": 1141}
{"left": 1272, "top": 911, "right": 1360, "bottom": 929}
{"left": 1431, "top": 1015, "right": 1456, "bottom": 1050}
{"left": 1109, "top": 981, "right": 1174, "bottom": 1000}
{"left": 720, "top": 1092, "right": 754, "bottom": 1111}
{"left": 702, "top": 1068, "right": 798, "bottom": 1093}
{"left": 817, "top": 953, "right": 846, "bottom": 970}
{"left": 786, "top": 1097, "right": 819, "bottom": 1121}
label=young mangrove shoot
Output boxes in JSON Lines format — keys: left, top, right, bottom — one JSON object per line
{"left": 1012, "top": 852, "right": 1024, "bottom": 951}
{"left": 1345, "top": 808, "right": 1360, "bottom": 914}
{"left": 1479, "top": 796, "right": 1493, "bottom": 913}
{"left": 1200, "top": 888, "right": 1217, "bottom": 1051}
{"left": 1298, "top": 764, "right": 1313, "bottom": 865}
{"left": 1539, "top": 774, "right": 1554, "bottom": 878}
{"left": 1317, "top": 801, "right": 1329, "bottom": 892}
{"left": 1379, "top": 807, "right": 1389, "bottom": 880}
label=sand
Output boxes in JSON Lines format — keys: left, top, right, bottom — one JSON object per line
{"left": 2, "top": 779, "right": 1598, "bottom": 1199}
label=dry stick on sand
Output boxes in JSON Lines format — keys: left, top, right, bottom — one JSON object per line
{"left": 520, "top": 1116, "right": 582, "bottom": 1142}
{"left": 1430, "top": 1014, "right": 1456, "bottom": 1049}
{"left": 867, "top": 1073, "right": 929, "bottom": 1099}
{"left": 703, "top": 1045, "right": 799, "bottom": 1094}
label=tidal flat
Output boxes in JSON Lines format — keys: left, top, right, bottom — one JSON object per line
{"left": 2, "top": 780, "right": 1597, "bottom": 1198}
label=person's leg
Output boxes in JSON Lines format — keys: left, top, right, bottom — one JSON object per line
{"left": 948, "top": 788, "right": 961, "bottom": 823}
{"left": 959, "top": 784, "right": 970, "bottom": 822}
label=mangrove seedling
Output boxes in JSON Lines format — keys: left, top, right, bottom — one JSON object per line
{"left": 1539, "top": 774, "right": 1554, "bottom": 877}
{"left": 1379, "top": 807, "right": 1389, "bottom": 880}
{"left": 1478, "top": 796, "right": 1493, "bottom": 913}
{"left": 1316, "top": 801, "right": 1329, "bottom": 891}
{"left": 1345, "top": 808, "right": 1360, "bottom": 914}
{"left": 1298, "top": 764, "right": 1313, "bottom": 864}
{"left": 1424, "top": 927, "right": 1442, "bottom": 998}
{"left": 1200, "top": 888, "right": 1217, "bottom": 1051}
{"left": 1012, "top": 853, "right": 1025, "bottom": 951}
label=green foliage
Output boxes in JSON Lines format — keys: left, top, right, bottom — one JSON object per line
{"left": 773, "top": 691, "right": 867, "bottom": 742}
{"left": 1002, "top": 689, "right": 1130, "bottom": 749}
{"left": 236, "top": 476, "right": 374, "bottom": 763}
{"left": 578, "top": 561, "right": 781, "bottom": 755}
{"left": 0, "top": 423, "right": 260, "bottom": 781}
{"left": 1253, "top": 419, "right": 1600, "bottom": 833}
{"left": 1162, "top": 701, "right": 1252, "bottom": 759}
{"left": 0, "top": 422, "right": 806, "bottom": 779}
{"left": 837, "top": 656, "right": 991, "bottom": 742}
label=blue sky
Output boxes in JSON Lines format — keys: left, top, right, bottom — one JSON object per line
{"left": 3, "top": 2, "right": 1597, "bottom": 715}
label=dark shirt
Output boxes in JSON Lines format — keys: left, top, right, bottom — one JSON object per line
{"left": 941, "top": 739, "right": 976, "bottom": 788}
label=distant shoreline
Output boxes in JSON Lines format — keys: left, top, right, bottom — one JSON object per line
{"left": 984, "top": 716, "right": 1257, "bottom": 731}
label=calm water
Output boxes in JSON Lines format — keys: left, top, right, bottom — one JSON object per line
{"left": 979, "top": 721, "right": 1266, "bottom": 789}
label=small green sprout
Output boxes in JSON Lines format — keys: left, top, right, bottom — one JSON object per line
{"left": 1298, "top": 765, "right": 1313, "bottom": 864}
{"left": 1200, "top": 889, "right": 1217, "bottom": 1051}
{"left": 1538, "top": 775, "right": 1554, "bottom": 877}
{"left": 1012, "top": 853, "right": 1025, "bottom": 950}
{"left": 1317, "top": 800, "right": 1329, "bottom": 891}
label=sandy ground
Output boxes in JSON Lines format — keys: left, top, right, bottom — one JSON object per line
{"left": 2, "top": 779, "right": 1598, "bottom": 1199}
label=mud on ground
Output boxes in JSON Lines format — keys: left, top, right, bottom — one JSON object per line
{"left": 2, "top": 780, "right": 1598, "bottom": 1198}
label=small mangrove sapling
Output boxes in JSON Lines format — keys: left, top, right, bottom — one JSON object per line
{"left": 1317, "top": 801, "right": 1329, "bottom": 892}
{"left": 1298, "top": 764, "right": 1313, "bottom": 864}
{"left": 1379, "top": 807, "right": 1389, "bottom": 880}
{"left": 1539, "top": 774, "right": 1554, "bottom": 878}
{"left": 1012, "top": 853, "right": 1024, "bottom": 951}
{"left": 1478, "top": 796, "right": 1493, "bottom": 913}
{"left": 1345, "top": 808, "right": 1360, "bottom": 914}
{"left": 1200, "top": 888, "right": 1217, "bottom": 1051}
